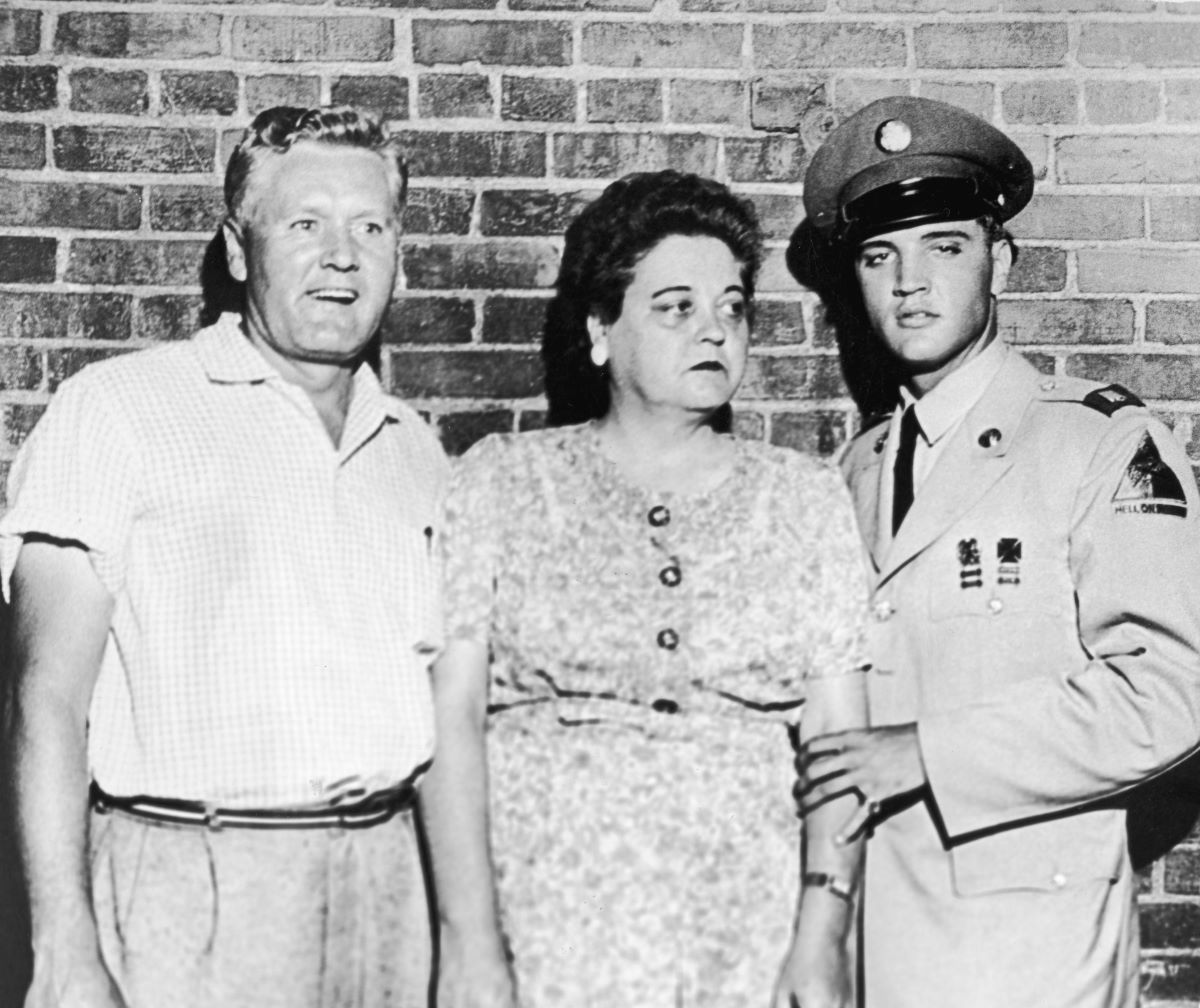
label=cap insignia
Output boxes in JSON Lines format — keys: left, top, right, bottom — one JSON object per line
{"left": 876, "top": 119, "right": 912, "bottom": 154}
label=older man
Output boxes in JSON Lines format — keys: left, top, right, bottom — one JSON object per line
{"left": 795, "top": 96, "right": 1200, "bottom": 1007}
{"left": 2, "top": 106, "right": 446, "bottom": 1007}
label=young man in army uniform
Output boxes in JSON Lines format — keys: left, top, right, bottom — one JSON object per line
{"left": 795, "top": 96, "right": 1200, "bottom": 1007}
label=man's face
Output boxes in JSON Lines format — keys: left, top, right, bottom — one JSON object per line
{"left": 854, "top": 218, "right": 1012, "bottom": 393}
{"left": 224, "top": 142, "right": 399, "bottom": 369}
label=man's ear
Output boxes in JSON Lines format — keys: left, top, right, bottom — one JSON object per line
{"left": 223, "top": 219, "right": 248, "bottom": 283}
{"left": 989, "top": 237, "right": 1013, "bottom": 298}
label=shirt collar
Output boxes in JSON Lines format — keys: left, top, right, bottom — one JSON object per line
{"left": 899, "top": 335, "right": 1008, "bottom": 446}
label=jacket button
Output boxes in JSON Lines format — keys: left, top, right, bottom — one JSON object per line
{"left": 988, "top": 597, "right": 1004, "bottom": 615}
{"left": 651, "top": 698, "right": 679, "bottom": 714}
{"left": 873, "top": 600, "right": 894, "bottom": 622}
{"left": 1052, "top": 872, "right": 1067, "bottom": 888}
{"left": 656, "top": 628, "right": 679, "bottom": 650}
{"left": 978, "top": 428, "right": 1002, "bottom": 448}
{"left": 648, "top": 505, "right": 670, "bottom": 527}
{"left": 659, "top": 565, "right": 682, "bottom": 587}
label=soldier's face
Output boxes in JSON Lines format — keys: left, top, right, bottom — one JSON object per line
{"left": 224, "top": 142, "right": 400, "bottom": 370}
{"left": 855, "top": 218, "right": 1012, "bottom": 394}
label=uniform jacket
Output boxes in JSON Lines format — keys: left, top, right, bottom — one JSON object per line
{"left": 841, "top": 345, "right": 1200, "bottom": 1008}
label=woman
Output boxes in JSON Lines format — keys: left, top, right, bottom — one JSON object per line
{"left": 421, "top": 171, "right": 868, "bottom": 1008}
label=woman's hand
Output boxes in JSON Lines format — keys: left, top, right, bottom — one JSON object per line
{"left": 436, "top": 926, "right": 520, "bottom": 1008}
{"left": 771, "top": 933, "right": 852, "bottom": 1008}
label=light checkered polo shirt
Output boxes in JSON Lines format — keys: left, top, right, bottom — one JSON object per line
{"left": 0, "top": 314, "right": 449, "bottom": 808}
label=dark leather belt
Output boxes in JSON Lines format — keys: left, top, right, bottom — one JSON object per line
{"left": 89, "top": 781, "right": 416, "bottom": 831}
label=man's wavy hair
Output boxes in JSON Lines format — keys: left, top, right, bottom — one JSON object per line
{"left": 542, "top": 170, "right": 764, "bottom": 427}
{"left": 223, "top": 105, "right": 408, "bottom": 228}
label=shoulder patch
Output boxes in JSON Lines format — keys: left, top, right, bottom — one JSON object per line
{"left": 1112, "top": 431, "right": 1188, "bottom": 518}
{"left": 1082, "top": 384, "right": 1144, "bottom": 417}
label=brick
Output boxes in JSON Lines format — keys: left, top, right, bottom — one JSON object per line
{"left": 502, "top": 77, "right": 575, "bottom": 123}
{"left": 1057, "top": 135, "right": 1200, "bottom": 184}
{"left": 341, "top": 0, "right": 496, "bottom": 8}
{"left": 769, "top": 410, "right": 849, "bottom": 457}
{"left": 389, "top": 349, "right": 544, "bottom": 398}
{"left": 66, "top": 239, "right": 208, "bottom": 287}
{"left": 414, "top": 20, "right": 570, "bottom": 67}
{"left": 1166, "top": 80, "right": 1200, "bottom": 123}
{"left": 1141, "top": 901, "right": 1200, "bottom": 948}
{"left": 398, "top": 130, "right": 545, "bottom": 178}
{"left": 1017, "top": 195, "right": 1143, "bottom": 241}
{"left": 1081, "top": 23, "right": 1200, "bottom": 68}
{"left": 834, "top": 79, "right": 912, "bottom": 116}
{"left": 1008, "top": 0, "right": 1151, "bottom": 9}
{"left": 842, "top": 0, "right": 995, "bottom": 9}
{"left": 1002, "top": 80, "right": 1078, "bottom": 124}
{"left": 0, "top": 66, "right": 56, "bottom": 112}
{"left": 754, "top": 23, "right": 905, "bottom": 70}
{"left": 998, "top": 300, "right": 1133, "bottom": 345}
{"left": 751, "top": 78, "right": 827, "bottom": 132}
{"left": 725, "top": 135, "right": 806, "bottom": 183}
{"left": 150, "top": 186, "right": 225, "bottom": 233}
{"left": 553, "top": 132, "right": 718, "bottom": 178}
{"left": 55, "top": 127, "right": 214, "bottom": 174}
{"left": 1151, "top": 198, "right": 1200, "bottom": 242}
{"left": 0, "top": 122, "right": 44, "bottom": 169}
{"left": 0, "top": 237, "right": 55, "bottom": 284}
{"left": 1140, "top": 956, "right": 1200, "bottom": 1004}
{"left": 0, "top": 180, "right": 141, "bottom": 232}
{"left": 1084, "top": 80, "right": 1160, "bottom": 125}
{"left": 587, "top": 78, "right": 661, "bottom": 123}
{"left": 1165, "top": 847, "right": 1200, "bottom": 895}
{"left": 1146, "top": 302, "right": 1200, "bottom": 345}
{"left": 731, "top": 410, "right": 764, "bottom": 440}
{"left": 0, "top": 10, "right": 41, "bottom": 55}
{"left": 480, "top": 189, "right": 591, "bottom": 237}
{"left": 403, "top": 188, "right": 474, "bottom": 236}
{"left": 403, "top": 241, "right": 558, "bottom": 290}
{"left": 0, "top": 292, "right": 132, "bottom": 341}
{"left": 1021, "top": 134, "right": 1053, "bottom": 183}
{"left": 584, "top": 23, "right": 743, "bottom": 69}
{"left": 1006, "top": 247, "right": 1066, "bottom": 293}
{"left": 437, "top": 410, "right": 516, "bottom": 455}
{"left": 332, "top": 76, "right": 409, "bottom": 120}
{"left": 69, "top": 69, "right": 149, "bottom": 116}
{"left": 379, "top": 296, "right": 475, "bottom": 344}
{"left": 482, "top": 296, "right": 549, "bottom": 343}
{"left": 512, "top": 0, "right": 652, "bottom": 11}
{"left": 682, "top": 0, "right": 824, "bottom": 10}
{"left": 1079, "top": 249, "right": 1200, "bottom": 294}
{"left": 247, "top": 76, "right": 321, "bottom": 113}
{"left": 753, "top": 300, "right": 806, "bottom": 345}
{"left": 135, "top": 295, "right": 203, "bottom": 342}
{"left": 917, "top": 82, "right": 994, "bottom": 120}
{"left": 0, "top": 348, "right": 43, "bottom": 393}
{"left": 419, "top": 74, "right": 493, "bottom": 119}
{"left": 746, "top": 193, "right": 805, "bottom": 242}
{"left": 1065, "top": 353, "right": 1200, "bottom": 400}
{"left": 757, "top": 246, "right": 804, "bottom": 294}
{"left": 56, "top": 13, "right": 220, "bottom": 59}
{"left": 517, "top": 409, "right": 547, "bottom": 431}
{"left": 233, "top": 16, "right": 392, "bottom": 62}
{"left": 48, "top": 349, "right": 134, "bottom": 392}
{"left": 740, "top": 354, "right": 847, "bottom": 400}
{"left": 915, "top": 22, "right": 1068, "bottom": 69}
{"left": 162, "top": 71, "right": 238, "bottom": 116}
{"left": 4, "top": 405, "right": 46, "bottom": 451}
{"left": 668, "top": 79, "right": 745, "bottom": 126}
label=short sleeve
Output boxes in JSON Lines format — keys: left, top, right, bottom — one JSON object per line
{"left": 0, "top": 373, "right": 141, "bottom": 601}
{"left": 440, "top": 434, "right": 510, "bottom": 647}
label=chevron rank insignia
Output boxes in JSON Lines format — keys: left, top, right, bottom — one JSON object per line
{"left": 1112, "top": 432, "right": 1188, "bottom": 518}
{"left": 1083, "top": 384, "right": 1144, "bottom": 417}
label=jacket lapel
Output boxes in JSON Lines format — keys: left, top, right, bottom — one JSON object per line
{"left": 841, "top": 423, "right": 890, "bottom": 572}
{"left": 877, "top": 351, "right": 1042, "bottom": 587}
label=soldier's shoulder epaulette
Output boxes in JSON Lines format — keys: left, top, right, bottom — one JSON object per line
{"left": 1038, "top": 375, "right": 1145, "bottom": 418}
{"left": 1080, "top": 383, "right": 1144, "bottom": 417}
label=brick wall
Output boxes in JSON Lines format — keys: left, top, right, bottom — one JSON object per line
{"left": 4, "top": 0, "right": 1200, "bottom": 1002}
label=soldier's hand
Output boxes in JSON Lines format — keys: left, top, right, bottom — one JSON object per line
{"left": 795, "top": 723, "right": 928, "bottom": 844}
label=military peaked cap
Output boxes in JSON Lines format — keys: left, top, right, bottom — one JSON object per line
{"left": 803, "top": 96, "right": 1034, "bottom": 245}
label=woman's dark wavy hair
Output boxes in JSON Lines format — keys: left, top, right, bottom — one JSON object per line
{"left": 542, "top": 170, "right": 764, "bottom": 427}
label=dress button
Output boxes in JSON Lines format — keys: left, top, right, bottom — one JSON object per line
{"left": 656, "top": 628, "right": 679, "bottom": 650}
{"left": 873, "top": 600, "right": 894, "bottom": 622}
{"left": 648, "top": 505, "right": 670, "bottom": 527}
{"left": 651, "top": 698, "right": 680, "bottom": 714}
{"left": 659, "top": 565, "right": 682, "bottom": 587}
{"left": 988, "top": 597, "right": 1004, "bottom": 615}
{"left": 1040, "top": 379, "right": 1057, "bottom": 392}
{"left": 1052, "top": 872, "right": 1067, "bottom": 888}
{"left": 978, "top": 428, "right": 1002, "bottom": 448}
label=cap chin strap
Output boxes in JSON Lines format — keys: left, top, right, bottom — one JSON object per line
{"left": 839, "top": 175, "right": 1005, "bottom": 245}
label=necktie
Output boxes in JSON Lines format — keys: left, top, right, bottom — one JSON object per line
{"left": 892, "top": 405, "right": 921, "bottom": 535}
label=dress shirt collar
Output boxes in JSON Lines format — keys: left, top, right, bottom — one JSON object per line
{"left": 898, "top": 334, "right": 1008, "bottom": 447}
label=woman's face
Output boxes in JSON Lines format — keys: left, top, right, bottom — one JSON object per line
{"left": 590, "top": 233, "right": 750, "bottom": 419}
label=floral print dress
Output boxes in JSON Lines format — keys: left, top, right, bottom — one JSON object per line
{"left": 442, "top": 422, "right": 867, "bottom": 1008}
